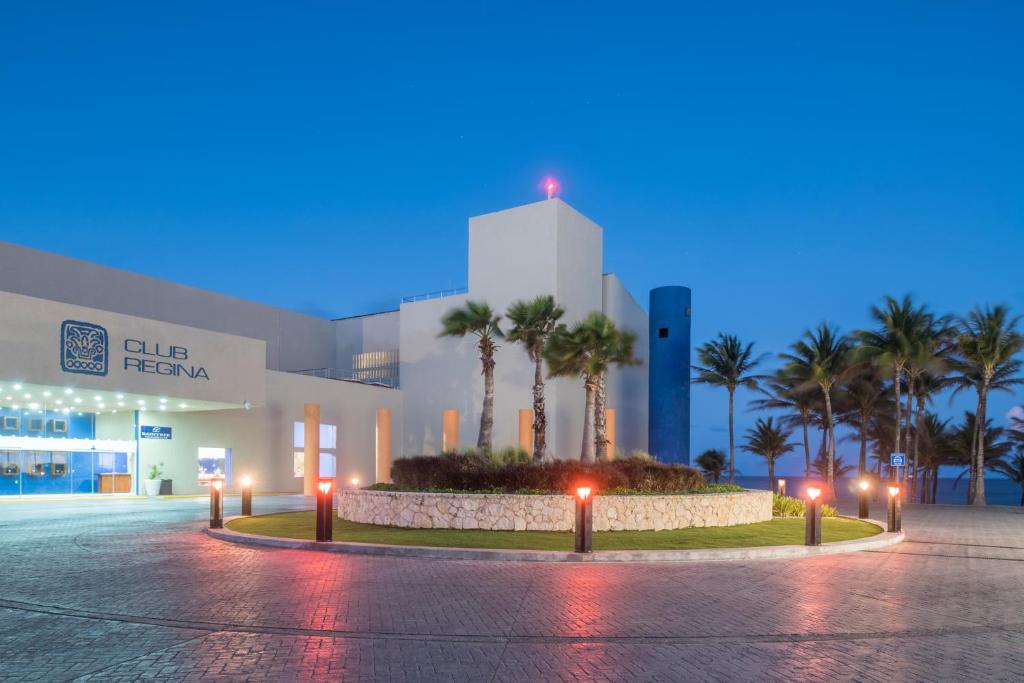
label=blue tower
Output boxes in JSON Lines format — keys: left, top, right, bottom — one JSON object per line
{"left": 649, "top": 286, "right": 692, "bottom": 464}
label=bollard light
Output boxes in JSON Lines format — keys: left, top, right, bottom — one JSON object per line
{"left": 316, "top": 477, "right": 335, "bottom": 542}
{"left": 887, "top": 485, "right": 902, "bottom": 533}
{"left": 804, "top": 486, "right": 822, "bottom": 546}
{"left": 351, "top": 477, "right": 360, "bottom": 489}
{"left": 857, "top": 479, "right": 870, "bottom": 519}
{"left": 240, "top": 475, "right": 253, "bottom": 516}
{"left": 209, "top": 477, "right": 224, "bottom": 529}
{"left": 777, "top": 478, "right": 787, "bottom": 497}
{"left": 574, "top": 486, "right": 593, "bottom": 553}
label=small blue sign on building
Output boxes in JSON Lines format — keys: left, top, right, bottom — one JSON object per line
{"left": 890, "top": 452, "right": 906, "bottom": 467}
{"left": 141, "top": 425, "right": 172, "bottom": 440}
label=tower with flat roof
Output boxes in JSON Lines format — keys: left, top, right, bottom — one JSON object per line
{"left": 648, "top": 286, "right": 691, "bottom": 464}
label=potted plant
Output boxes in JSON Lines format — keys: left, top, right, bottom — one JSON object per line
{"left": 144, "top": 462, "right": 165, "bottom": 497}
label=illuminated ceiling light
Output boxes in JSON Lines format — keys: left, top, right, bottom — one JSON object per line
{"left": 13, "top": 384, "right": 22, "bottom": 390}
{"left": 64, "top": 388, "right": 73, "bottom": 395}
{"left": 74, "top": 397, "right": 83, "bottom": 404}
{"left": 159, "top": 405, "right": 167, "bottom": 411}
{"left": 28, "top": 402, "right": 39, "bottom": 409}
{"left": 55, "top": 399, "right": 63, "bottom": 405}
{"left": 43, "top": 391, "right": 51, "bottom": 397}
{"left": 117, "top": 401, "right": 124, "bottom": 407}
{"left": 159, "top": 398, "right": 167, "bottom": 404}
{"left": 137, "top": 400, "right": 145, "bottom": 405}
{"left": 23, "top": 393, "right": 31, "bottom": 399}
{"left": 12, "top": 405, "right": 19, "bottom": 410}
{"left": 62, "top": 408, "right": 70, "bottom": 415}
{"left": 77, "top": 411, "right": 83, "bottom": 416}
{"left": 4, "top": 396, "right": 11, "bottom": 401}
{"left": 116, "top": 394, "right": 124, "bottom": 400}
{"left": 178, "top": 403, "right": 188, "bottom": 409}
{"left": 97, "top": 403, "right": 105, "bottom": 409}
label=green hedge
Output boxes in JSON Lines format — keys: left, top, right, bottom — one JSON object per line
{"left": 387, "top": 453, "right": 706, "bottom": 494}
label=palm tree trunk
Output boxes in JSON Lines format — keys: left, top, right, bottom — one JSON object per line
{"left": 858, "top": 420, "right": 868, "bottom": 478}
{"left": 594, "top": 373, "right": 608, "bottom": 461}
{"left": 728, "top": 388, "right": 736, "bottom": 483}
{"left": 478, "top": 344, "right": 495, "bottom": 451}
{"left": 580, "top": 377, "right": 596, "bottom": 463}
{"left": 532, "top": 355, "right": 546, "bottom": 463}
{"left": 823, "top": 388, "right": 836, "bottom": 495}
{"left": 910, "top": 400, "right": 924, "bottom": 500}
{"left": 903, "top": 379, "right": 915, "bottom": 484}
{"left": 974, "top": 386, "right": 989, "bottom": 506}
{"left": 893, "top": 363, "right": 903, "bottom": 481}
{"left": 767, "top": 457, "right": 775, "bottom": 494}
{"left": 801, "top": 413, "right": 811, "bottom": 481}
{"left": 931, "top": 464, "right": 939, "bottom": 504}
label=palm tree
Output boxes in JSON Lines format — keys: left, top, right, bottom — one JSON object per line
{"left": 695, "top": 449, "right": 727, "bottom": 483}
{"left": 751, "top": 367, "right": 817, "bottom": 481}
{"left": 991, "top": 454, "right": 1024, "bottom": 507}
{"left": 903, "top": 315, "right": 953, "bottom": 494}
{"left": 813, "top": 451, "right": 855, "bottom": 481}
{"left": 949, "top": 411, "right": 1013, "bottom": 503}
{"left": 781, "top": 324, "right": 852, "bottom": 494}
{"left": 593, "top": 327, "right": 641, "bottom": 460}
{"left": 916, "top": 413, "right": 954, "bottom": 504}
{"left": 545, "top": 313, "right": 634, "bottom": 463}
{"left": 742, "top": 417, "right": 795, "bottom": 492}
{"left": 908, "top": 371, "right": 946, "bottom": 500}
{"left": 946, "top": 306, "right": 1024, "bottom": 505}
{"left": 505, "top": 295, "right": 565, "bottom": 462}
{"left": 692, "top": 334, "right": 766, "bottom": 483}
{"left": 837, "top": 365, "right": 889, "bottom": 478}
{"left": 854, "top": 295, "right": 935, "bottom": 482}
{"left": 439, "top": 301, "right": 503, "bottom": 451}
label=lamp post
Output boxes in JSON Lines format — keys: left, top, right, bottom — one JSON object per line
{"left": 805, "top": 486, "right": 822, "bottom": 546}
{"left": 209, "top": 477, "right": 224, "bottom": 529}
{"left": 777, "top": 478, "right": 787, "bottom": 497}
{"left": 857, "top": 479, "right": 870, "bottom": 519}
{"left": 316, "top": 477, "right": 334, "bottom": 542}
{"left": 574, "top": 486, "right": 593, "bottom": 554}
{"left": 887, "top": 485, "right": 902, "bottom": 533}
{"left": 240, "top": 475, "right": 253, "bottom": 516}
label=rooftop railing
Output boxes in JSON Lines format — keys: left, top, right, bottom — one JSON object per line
{"left": 289, "top": 367, "right": 399, "bottom": 389}
{"left": 401, "top": 286, "right": 468, "bottom": 304}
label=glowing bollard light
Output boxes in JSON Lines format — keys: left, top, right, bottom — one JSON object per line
{"left": 805, "top": 486, "right": 823, "bottom": 546}
{"left": 777, "top": 478, "right": 787, "bottom": 497}
{"left": 240, "top": 476, "right": 253, "bottom": 516}
{"left": 887, "top": 485, "right": 902, "bottom": 533}
{"left": 574, "top": 486, "right": 593, "bottom": 554}
{"left": 857, "top": 479, "right": 870, "bottom": 519}
{"left": 351, "top": 477, "right": 360, "bottom": 489}
{"left": 209, "top": 477, "right": 224, "bottom": 529}
{"left": 316, "top": 478, "right": 335, "bottom": 542}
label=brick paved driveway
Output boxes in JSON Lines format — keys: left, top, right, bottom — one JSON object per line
{"left": 0, "top": 495, "right": 1022, "bottom": 682}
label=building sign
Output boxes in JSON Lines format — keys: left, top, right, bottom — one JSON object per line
{"left": 140, "top": 426, "right": 173, "bottom": 440}
{"left": 123, "top": 338, "right": 210, "bottom": 380}
{"left": 60, "top": 320, "right": 109, "bottom": 376}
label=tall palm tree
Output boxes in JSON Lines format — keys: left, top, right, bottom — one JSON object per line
{"left": 742, "top": 417, "right": 795, "bottom": 492}
{"left": 837, "top": 365, "right": 889, "bottom": 478}
{"left": 949, "top": 411, "right": 1013, "bottom": 504}
{"left": 946, "top": 305, "right": 1024, "bottom": 505}
{"left": 813, "top": 451, "right": 855, "bottom": 481}
{"left": 439, "top": 301, "right": 503, "bottom": 451}
{"left": 695, "top": 448, "right": 727, "bottom": 483}
{"left": 916, "top": 413, "right": 954, "bottom": 504}
{"left": 903, "top": 315, "right": 953, "bottom": 493}
{"left": 593, "top": 327, "right": 641, "bottom": 460}
{"left": 545, "top": 313, "right": 633, "bottom": 463}
{"left": 692, "top": 334, "right": 766, "bottom": 483}
{"left": 751, "top": 367, "right": 817, "bottom": 481}
{"left": 505, "top": 295, "right": 565, "bottom": 462}
{"left": 908, "top": 371, "right": 946, "bottom": 500}
{"left": 781, "top": 323, "right": 852, "bottom": 494}
{"left": 854, "top": 295, "right": 935, "bottom": 483}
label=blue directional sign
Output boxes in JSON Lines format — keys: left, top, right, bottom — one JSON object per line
{"left": 890, "top": 452, "right": 906, "bottom": 467}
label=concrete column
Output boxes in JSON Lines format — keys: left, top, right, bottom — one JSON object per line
{"left": 442, "top": 409, "right": 459, "bottom": 453}
{"left": 303, "top": 403, "right": 320, "bottom": 496}
{"left": 376, "top": 407, "right": 392, "bottom": 483}
{"left": 605, "top": 408, "right": 616, "bottom": 460}
{"left": 518, "top": 409, "right": 533, "bottom": 454}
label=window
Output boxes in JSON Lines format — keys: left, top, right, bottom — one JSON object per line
{"left": 293, "top": 421, "right": 337, "bottom": 478}
{"left": 293, "top": 422, "right": 337, "bottom": 449}
{"left": 658, "top": 327, "right": 669, "bottom": 338}
{"left": 293, "top": 451, "right": 337, "bottom": 477}
{"left": 198, "top": 447, "right": 231, "bottom": 482}
{"left": 293, "top": 451, "right": 304, "bottom": 478}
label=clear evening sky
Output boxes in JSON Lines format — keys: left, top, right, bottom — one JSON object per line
{"left": 2, "top": 2, "right": 1021, "bottom": 474}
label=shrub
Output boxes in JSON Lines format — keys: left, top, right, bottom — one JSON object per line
{"left": 389, "top": 455, "right": 704, "bottom": 494}
{"left": 772, "top": 493, "right": 838, "bottom": 518}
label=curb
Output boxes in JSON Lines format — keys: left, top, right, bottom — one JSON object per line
{"left": 205, "top": 516, "right": 903, "bottom": 563}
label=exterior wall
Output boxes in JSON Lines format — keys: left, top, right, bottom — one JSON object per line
{"left": 332, "top": 310, "right": 400, "bottom": 372}
{"left": 601, "top": 274, "right": 649, "bottom": 455}
{"left": 336, "top": 489, "right": 772, "bottom": 531}
{"left": 0, "top": 241, "right": 335, "bottom": 372}
{"left": 649, "top": 286, "right": 692, "bottom": 464}
{"left": 135, "top": 371, "right": 402, "bottom": 495}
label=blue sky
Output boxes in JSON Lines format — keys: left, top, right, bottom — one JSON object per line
{"left": 2, "top": 2, "right": 1022, "bottom": 474}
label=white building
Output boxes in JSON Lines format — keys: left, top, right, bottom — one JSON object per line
{"left": 0, "top": 198, "right": 663, "bottom": 498}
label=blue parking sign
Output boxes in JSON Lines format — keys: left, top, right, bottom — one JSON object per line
{"left": 890, "top": 453, "right": 906, "bottom": 467}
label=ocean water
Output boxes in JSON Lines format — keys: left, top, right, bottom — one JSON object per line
{"left": 733, "top": 475, "right": 1022, "bottom": 507}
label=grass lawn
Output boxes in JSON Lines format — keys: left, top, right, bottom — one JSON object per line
{"left": 226, "top": 512, "right": 880, "bottom": 551}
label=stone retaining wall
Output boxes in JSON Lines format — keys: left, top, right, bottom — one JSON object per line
{"left": 336, "top": 489, "right": 772, "bottom": 532}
